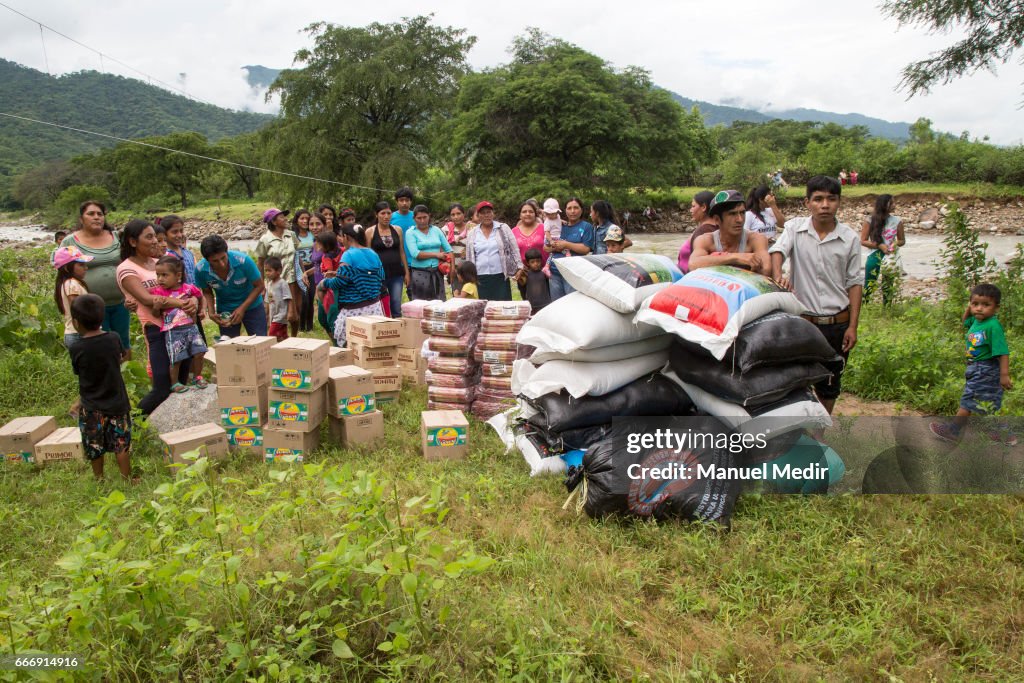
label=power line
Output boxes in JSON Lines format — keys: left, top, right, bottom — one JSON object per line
{"left": 0, "top": 111, "right": 401, "bottom": 195}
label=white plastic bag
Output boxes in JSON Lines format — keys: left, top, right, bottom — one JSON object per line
{"left": 556, "top": 253, "right": 680, "bottom": 313}
{"left": 529, "top": 335, "right": 672, "bottom": 365}
{"left": 512, "top": 351, "right": 669, "bottom": 400}
{"left": 517, "top": 292, "right": 663, "bottom": 355}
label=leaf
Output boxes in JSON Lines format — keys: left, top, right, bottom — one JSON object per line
{"left": 332, "top": 639, "right": 354, "bottom": 659}
{"left": 377, "top": 641, "right": 394, "bottom": 652}
{"left": 401, "top": 572, "right": 418, "bottom": 596}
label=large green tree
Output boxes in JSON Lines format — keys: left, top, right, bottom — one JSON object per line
{"left": 266, "top": 15, "right": 475, "bottom": 203}
{"left": 104, "top": 132, "right": 212, "bottom": 207}
{"left": 440, "top": 31, "right": 713, "bottom": 200}
{"left": 883, "top": 0, "right": 1024, "bottom": 97}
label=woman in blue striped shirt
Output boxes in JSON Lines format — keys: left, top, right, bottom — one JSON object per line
{"left": 318, "top": 223, "right": 386, "bottom": 347}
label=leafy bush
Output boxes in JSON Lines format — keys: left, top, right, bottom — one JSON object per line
{"left": 48, "top": 184, "right": 112, "bottom": 226}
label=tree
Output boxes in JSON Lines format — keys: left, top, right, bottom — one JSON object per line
{"left": 882, "top": 0, "right": 1024, "bottom": 97}
{"left": 265, "top": 15, "right": 475, "bottom": 204}
{"left": 107, "top": 132, "right": 212, "bottom": 207}
{"left": 440, "top": 30, "right": 713, "bottom": 200}
{"left": 211, "top": 132, "right": 261, "bottom": 199}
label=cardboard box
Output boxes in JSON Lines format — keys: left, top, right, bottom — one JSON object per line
{"left": 215, "top": 336, "right": 276, "bottom": 386}
{"left": 421, "top": 410, "right": 470, "bottom": 461}
{"left": 350, "top": 342, "right": 399, "bottom": 370}
{"left": 264, "top": 428, "right": 320, "bottom": 463}
{"left": 225, "top": 425, "right": 265, "bottom": 454}
{"left": 328, "top": 411, "right": 384, "bottom": 447}
{"left": 0, "top": 416, "right": 56, "bottom": 463}
{"left": 329, "top": 346, "right": 354, "bottom": 368}
{"left": 270, "top": 338, "right": 330, "bottom": 391}
{"left": 203, "top": 347, "right": 217, "bottom": 382}
{"left": 160, "top": 423, "right": 229, "bottom": 464}
{"left": 346, "top": 315, "right": 405, "bottom": 348}
{"left": 268, "top": 386, "right": 326, "bottom": 432}
{"left": 33, "top": 427, "right": 83, "bottom": 464}
{"left": 402, "top": 318, "right": 429, "bottom": 350}
{"left": 327, "top": 366, "right": 377, "bottom": 417}
{"left": 217, "top": 385, "right": 269, "bottom": 427}
{"left": 396, "top": 346, "right": 425, "bottom": 369}
{"left": 375, "top": 391, "right": 401, "bottom": 405}
{"left": 403, "top": 365, "right": 426, "bottom": 385}
{"left": 371, "top": 367, "right": 402, "bottom": 394}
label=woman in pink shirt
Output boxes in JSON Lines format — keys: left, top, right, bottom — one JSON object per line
{"left": 116, "top": 219, "right": 200, "bottom": 414}
{"left": 512, "top": 199, "right": 546, "bottom": 298}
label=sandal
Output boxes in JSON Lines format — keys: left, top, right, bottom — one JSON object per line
{"left": 171, "top": 383, "right": 189, "bottom": 394}
{"left": 190, "top": 375, "right": 209, "bottom": 389}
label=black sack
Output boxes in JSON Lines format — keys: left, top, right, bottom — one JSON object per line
{"left": 536, "top": 423, "right": 613, "bottom": 452}
{"left": 669, "top": 342, "right": 832, "bottom": 408}
{"left": 724, "top": 312, "right": 842, "bottom": 373}
{"left": 565, "top": 419, "right": 740, "bottom": 526}
{"left": 527, "top": 373, "right": 693, "bottom": 433}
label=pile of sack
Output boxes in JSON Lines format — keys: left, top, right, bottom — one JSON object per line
{"left": 421, "top": 299, "right": 486, "bottom": 412}
{"left": 473, "top": 301, "right": 533, "bottom": 421}
{"left": 495, "top": 256, "right": 845, "bottom": 528}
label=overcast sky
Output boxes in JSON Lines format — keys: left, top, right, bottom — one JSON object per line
{"left": 2, "top": 0, "right": 1023, "bottom": 144}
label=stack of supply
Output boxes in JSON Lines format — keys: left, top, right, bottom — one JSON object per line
{"left": 473, "top": 301, "right": 533, "bottom": 420}
{"left": 265, "top": 338, "right": 330, "bottom": 463}
{"left": 401, "top": 300, "right": 439, "bottom": 351}
{"left": 327, "top": 365, "right": 384, "bottom": 447}
{"left": 422, "top": 299, "right": 486, "bottom": 411}
{"left": 0, "top": 416, "right": 57, "bottom": 464}
{"left": 215, "top": 336, "right": 276, "bottom": 458}
{"left": 346, "top": 315, "right": 405, "bottom": 403}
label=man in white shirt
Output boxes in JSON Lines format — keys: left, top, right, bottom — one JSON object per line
{"left": 769, "top": 175, "right": 864, "bottom": 414}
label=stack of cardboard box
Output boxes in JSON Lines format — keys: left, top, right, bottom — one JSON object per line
{"left": 346, "top": 316, "right": 404, "bottom": 403}
{"left": 0, "top": 416, "right": 57, "bottom": 464}
{"left": 266, "top": 338, "right": 330, "bottom": 462}
{"left": 326, "top": 365, "right": 384, "bottom": 446}
{"left": 215, "top": 335, "right": 276, "bottom": 458}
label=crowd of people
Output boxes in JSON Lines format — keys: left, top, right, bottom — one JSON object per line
{"left": 48, "top": 175, "right": 1014, "bottom": 479}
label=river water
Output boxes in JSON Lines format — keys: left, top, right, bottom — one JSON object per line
{"left": 5, "top": 224, "right": 1022, "bottom": 279}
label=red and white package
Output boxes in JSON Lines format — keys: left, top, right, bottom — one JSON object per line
{"left": 425, "top": 370, "right": 480, "bottom": 387}
{"left": 476, "top": 332, "right": 519, "bottom": 351}
{"left": 421, "top": 317, "right": 478, "bottom": 337}
{"left": 475, "top": 386, "right": 514, "bottom": 401}
{"left": 425, "top": 298, "right": 487, "bottom": 321}
{"left": 427, "top": 331, "right": 477, "bottom": 356}
{"left": 427, "top": 355, "right": 479, "bottom": 375}
{"left": 428, "top": 385, "right": 476, "bottom": 404}
{"left": 481, "top": 318, "right": 526, "bottom": 334}
{"left": 484, "top": 301, "right": 531, "bottom": 320}
{"left": 473, "top": 346, "right": 532, "bottom": 364}
{"left": 472, "top": 401, "right": 513, "bottom": 420}
{"left": 402, "top": 300, "right": 441, "bottom": 319}
{"left": 428, "top": 399, "right": 473, "bottom": 412}
{"left": 481, "top": 362, "right": 513, "bottom": 377}
{"left": 480, "top": 375, "right": 513, "bottom": 392}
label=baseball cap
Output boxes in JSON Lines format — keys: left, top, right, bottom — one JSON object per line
{"left": 708, "top": 190, "right": 744, "bottom": 217}
{"left": 603, "top": 226, "right": 625, "bottom": 242}
{"left": 542, "top": 198, "right": 561, "bottom": 214}
{"left": 52, "top": 245, "right": 94, "bottom": 269}
{"left": 263, "top": 208, "right": 290, "bottom": 224}
{"left": 475, "top": 201, "right": 494, "bottom": 212}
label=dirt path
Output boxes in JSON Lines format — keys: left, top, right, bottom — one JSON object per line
{"left": 833, "top": 394, "right": 923, "bottom": 416}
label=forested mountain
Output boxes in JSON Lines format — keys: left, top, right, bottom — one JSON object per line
{"left": 0, "top": 59, "right": 272, "bottom": 182}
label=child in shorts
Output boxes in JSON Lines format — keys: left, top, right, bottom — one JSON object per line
{"left": 265, "top": 256, "right": 292, "bottom": 341}
{"left": 68, "top": 294, "right": 134, "bottom": 481}
{"left": 931, "top": 283, "right": 1015, "bottom": 444}
{"left": 150, "top": 255, "right": 208, "bottom": 393}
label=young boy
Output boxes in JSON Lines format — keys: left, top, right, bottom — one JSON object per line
{"left": 769, "top": 176, "right": 863, "bottom": 415}
{"left": 69, "top": 294, "right": 134, "bottom": 481}
{"left": 604, "top": 225, "right": 627, "bottom": 254}
{"left": 54, "top": 230, "right": 68, "bottom": 245}
{"left": 517, "top": 247, "right": 551, "bottom": 313}
{"left": 931, "top": 283, "right": 1015, "bottom": 444}
{"left": 265, "top": 256, "right": 292, "bottom": 341}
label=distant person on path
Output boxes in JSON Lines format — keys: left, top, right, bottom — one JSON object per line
{"left": 850, "top": 170, "right": 859, "bottom": 185}
{"left": 364, "top": 201, "right": 410, "bottom": 318}
{"left": 689, "top": 190, "right": 771, "bottom": 275}
{"left": 930, "top": 283, "right": 1015, "bottom": 445}
{"left": 839, "top": 169, "right": 848, "bottom": 185}
{"left": 677, "top": 190, "right": 718, "bottom": 273}
{"left": 406, "top": 205, "right": 453, "bottom": 301}
{"left": 61, "top": 201, "right": 131, "bottom": 358}
{"left": 254, "top": 208, "right": 299, "bottom": 327}
{"left": 860, "top": 194, "right": 905, "bottom": 305}
{"left": 591, "top": 200, "right": 632, "bottom": 255}
{"left": 319, "top": 223, "right": 386, "bottom": 347}
{"left": 771, "top": 169, "right": 788, "bottom": 190}
{"left": 195, "top": 235, "right": 267, "bottom": 338}
{"left": 545, "top": 197, "right": 594, "bottom": 300}
{"left": 513, "top": 200, "right": 545, "bottom": 298}
{"left": 770, "top": 175, "right": 863, "bottom": 415}
{"left": 465, "top": 201, "right": 523, "bottom": 302}
{"left": 292, "top": 209, "right": 316, "bottom": 334}
{"left": 444, "top": 203, "right": 475, "bottom": 295}
{"left": 149, "top": 255, "right": 208, "bottom": 392}
{"left": 116, "top": 219, "right": 200, "bottom": 414}
{"left": 744, "top": 185, "right": 787, "bottom": 241}
{"left": 68, "top": 294, "right": 134, "bottom": 482}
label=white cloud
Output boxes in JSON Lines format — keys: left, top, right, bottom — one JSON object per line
{"left": 2, "top": 0, "right": 1022, "bottom": 143}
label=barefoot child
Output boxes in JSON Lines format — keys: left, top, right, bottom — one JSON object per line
{"left": 69, "top": 294, "right": 134, "bottom": 481}
{"left": 150, "top": 255, "right": 208, "bottom": 393}
{"left": 264, "top": 256, "right": 292, "bottom": 341}
{"left": 455, "top": 260, "right": 479, "bottom": 299}
{"left": 931, "top": 283, "right": 1015, "bottom": 444}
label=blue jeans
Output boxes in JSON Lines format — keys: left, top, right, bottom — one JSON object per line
{"left": 384, "top": 275, "right": 405, "bottom": 318}
{"left": 140, "top": 325, "right": 191, "bottom": 415}
{"left": 103, "top": 303, "right": 131, "bottom": 350}
{"left": 548, "top": 271, "right": 575, "bottom": 301}
{"left": 218, "top": 305, "right": 268, "bottom": 338}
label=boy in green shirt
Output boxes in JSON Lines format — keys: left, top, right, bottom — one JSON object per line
{"left": 931, "top": 283, "right": 1014, "bottom": 444}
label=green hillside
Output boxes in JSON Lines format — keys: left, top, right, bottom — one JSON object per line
{"left": 0, "top": 59, "right": 273, "bottom": 201}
